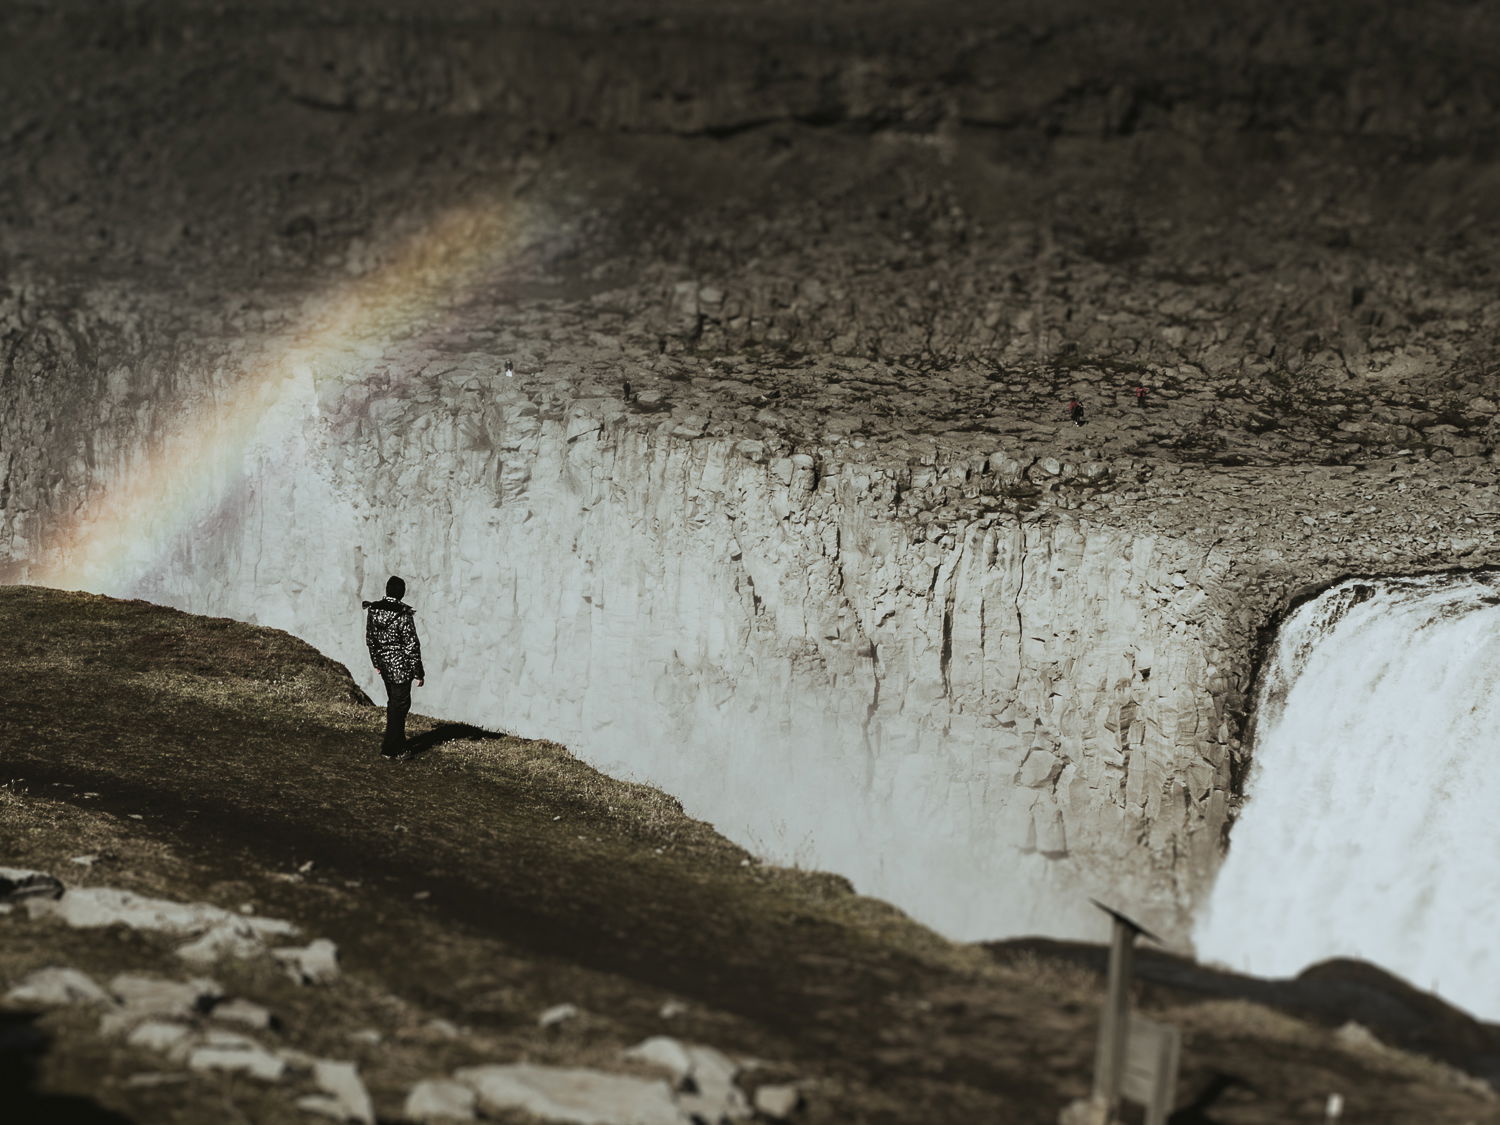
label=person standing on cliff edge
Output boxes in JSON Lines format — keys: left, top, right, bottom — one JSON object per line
{"left": 363, "top": 575, "right": 425, "bottom": 760}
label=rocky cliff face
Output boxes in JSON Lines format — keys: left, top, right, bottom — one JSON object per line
{"left": 4, "top": 322, "right": 1241, "bottom": 942}
{"left": 6, "top": 1, "right": 1500, "bottom": 946}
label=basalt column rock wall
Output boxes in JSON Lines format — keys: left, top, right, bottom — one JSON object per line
{"left": 59, "top": 357, "right": 1238, "bottom": 944}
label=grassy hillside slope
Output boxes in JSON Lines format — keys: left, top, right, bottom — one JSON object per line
{"left": 0, "top": 586, "right": 1492, "bottom": 1123}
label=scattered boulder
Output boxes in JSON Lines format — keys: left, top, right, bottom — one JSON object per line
{"left": 0, "top": 867, "right": 64, "bottom": 903}
{"left": 4, "top": 966, "right": 112, "bottom": 1008}
{"left": 187, "top": 1030, "right": 287, "bottom": 1082}
{"left": 455, "top": 1063, "right": 688, "bottom": 1125}
{"left": 622, "top": 1037, "right": 750, "bottom": 1122}
{"left": 273, "top": 938, "right": 340, "bottom": 985}
{"left": 752, "top": 1084, "right": 800, "bottom": 1120}
{"left": 679, "top": 1045, "right": 750, "bottom": 1122}
{"left": 404, "top": 1079, "right": 477, "bottom": 1123}
{"left": 623, "top": 1036, "right": 693, "bottom": 1083}
{"left": 102, "top": 974, "right": 221, "bottom": 1035}
{"left": 296, "top": 1060, "right": 374, "bottom": 1124}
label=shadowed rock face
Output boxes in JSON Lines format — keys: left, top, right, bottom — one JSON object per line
{"left": 3, "top": 1, "right": 1500, "bottom": 944}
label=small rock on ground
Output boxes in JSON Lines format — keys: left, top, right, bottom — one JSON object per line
{"left": 753, "top": 1084, "right": 801, "bottom": 1120}
{"left": 125, "top": 1021, "right": 194, "bottom": 1055}
{"left": 404, "top": 1078, "right": 478, "bottom": 1123}
{"left": 623, "top": 1037, "right": 693, "bottom": 1082}
{"left": 211, "top": 998, "right": 275, "bottom": 1030}
{"left": 538, "top": 1003, "right": 580, "bottom": 1029}
{"left": 679, "top": 1044, "right": 750, "bottom": 1122}
{"left": 307, "top": 1059, "right": 374, "bottom": 1124}
{"left": 456, "top": 1063, "right": 689, "bottom": 1125}
{"left": 1335, "top": 1021, "right": 1385, "bottom": 1053}
{"left": 274, "top": 938, "right": 340, "bottom": 985}
{"left": 187, "top": 1031, "right": 286, "bottom": 1082}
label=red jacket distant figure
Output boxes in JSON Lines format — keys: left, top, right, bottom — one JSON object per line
{"left": 1067, "top": 398, "right": 1085, "bottom": 426}
{"left": 1133, "top": 384, "right": 1148, "bottom": 407}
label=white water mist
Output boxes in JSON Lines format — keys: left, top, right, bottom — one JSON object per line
{"left": 1195, "top": 574, "right": 1500, "bottom": 1020}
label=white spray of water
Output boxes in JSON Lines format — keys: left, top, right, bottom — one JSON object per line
{"left": 1194, "top": 574, "right": 1500, "bottom": 1020}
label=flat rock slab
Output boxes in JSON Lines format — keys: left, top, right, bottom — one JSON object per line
{"left": 101, "top": 974, "right": 222, "bottom": 1036}
{"left": 404, "top": 1079, "right": 477, "bottom": 1123}
{"left": 187, "top": 1030, "right": 286, "bottom": 1082}
{"left": 211, "top": 997, "right": 275, "bottom": 1030}
{"left": 125, "top": 1020, "right": 194, "bottom": 1055}
{"left": 456, "top": 1063, "right": 690, "bottom": 1125}
{"left": 108, "top": 974, "right": 221, "bottom": 1016}
{"left": 28, "top": 887, "right": 297, "bottom": 950}
{"left": 4, "top": 966, "right": 112, "bottom": 1007}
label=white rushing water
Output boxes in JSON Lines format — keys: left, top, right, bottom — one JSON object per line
{"left": 1195, "top": 574, "right": 1500, "bottom": 1021}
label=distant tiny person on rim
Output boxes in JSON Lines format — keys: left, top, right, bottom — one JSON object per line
{"left": 362, "top": 575, "right": 425, "bottom": 759}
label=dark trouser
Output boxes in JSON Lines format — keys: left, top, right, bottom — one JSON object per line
{"left": 381, "top": 674, "right": 412, "bottom": 755}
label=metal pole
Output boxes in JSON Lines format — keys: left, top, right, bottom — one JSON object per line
{"left": 1093, "top": 914, "right": 1135, "bottom": 1114}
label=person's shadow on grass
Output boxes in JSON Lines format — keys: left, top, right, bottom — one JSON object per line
{"left": 402, "top": 722, "right": 508, "bottom": 760}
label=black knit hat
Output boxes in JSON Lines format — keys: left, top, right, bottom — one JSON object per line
{"left": 386, "top": 575, "right": 405, "bottom": 599}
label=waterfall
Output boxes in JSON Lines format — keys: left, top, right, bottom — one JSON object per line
{"left": 1195, "top": 574, "right": 1500, "bottom": 1021}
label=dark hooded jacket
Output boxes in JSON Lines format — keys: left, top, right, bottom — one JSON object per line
{"left": 362, "top": 597, "right": 425, "bottom": 683}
